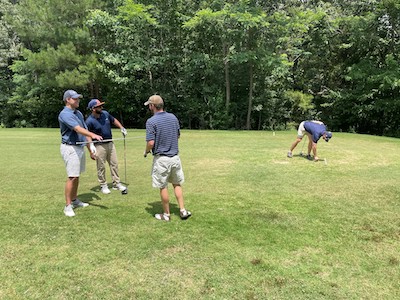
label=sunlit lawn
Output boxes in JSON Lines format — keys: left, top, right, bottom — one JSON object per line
{"left": 1, "top": 128, "right": 399, "bottom": 299}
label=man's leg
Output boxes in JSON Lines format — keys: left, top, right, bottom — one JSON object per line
{"left": 65, "top": 176, "right": 79, "bottom": 206}
{"left": 160, "top": 187, "right": 170, "bottom": 215}
{"left": 173, "top": 184, "right": 185, "bottom": 210}
{"left": 109, "top": 144, "right": 122, "bottom": 186}
{"left": 307, "top": 134, "right": 313, "bottom": 155}
{"left": 173, "top": 183, "right": 191, "bottom": 220}
{"left": 290, "top": 137, "right": 302, "bottom": 152}
{"left": 96, "top": 145, "right": 107, "bottom": 185}
{"left": 290, "top": 121, "right": 306, "bottom": 153}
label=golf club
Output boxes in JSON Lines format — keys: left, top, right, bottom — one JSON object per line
{"left": 76, "top": 136, "right": 144, "bottom": 145}
{"left": 121, "top": 134, "right": 128, "bottom": 195}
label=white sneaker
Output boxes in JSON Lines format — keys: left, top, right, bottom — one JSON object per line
{"left": 180, "top": 209, "right": 192, "bottom": 220}
{"left": 101, "top": 184, "right": 111, "bottom": 194}
{"left": 72, "top": 199, "right": 89, "bottom": 208}
{"left": 113, "top": 183, "right": 127, "bottom": 191}
{"left": 155, "top": 213, "right": 170, "bottom": 221}
{"left": 64, "top": 204, "right": 75, "bottom": 217}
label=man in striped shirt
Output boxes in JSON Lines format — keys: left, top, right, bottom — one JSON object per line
{"left": 144, "top": 95, "right": 191, "bottom": 222}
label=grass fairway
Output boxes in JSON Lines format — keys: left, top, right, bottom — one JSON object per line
{"left": 1, "top": 128, "right": 400, "bottom": 299}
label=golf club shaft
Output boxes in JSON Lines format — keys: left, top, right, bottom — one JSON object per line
{"left": 124, "top": 136, "right": 127, "bottom": 184}
{"left": 76, "top": 136, "right": 143, "bottom": 145}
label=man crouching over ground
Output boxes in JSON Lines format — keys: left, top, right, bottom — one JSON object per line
{"left": 287, "top": 120, "right": 332, "bottom": 161}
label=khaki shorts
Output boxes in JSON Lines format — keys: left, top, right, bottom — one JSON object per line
{"left": 151, "top": 155, "right": 184, "bottom": 189}
{"left": 60, "top": 144, "right": 85, "bottom": 177}
{"left": 297, "top": 120, "right": 323, "bottom": 138}
{"left": 297, "top": 121, "right": 306, "bottom": 138}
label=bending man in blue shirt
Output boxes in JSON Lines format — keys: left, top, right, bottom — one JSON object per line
{"left": 287, "top": 120, "right": 332, "bottom": 161}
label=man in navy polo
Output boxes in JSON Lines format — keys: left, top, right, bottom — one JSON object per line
{"left": 287, "top": 120, "right": 332, "bottom": 161}
{"left": 86, "top": 99, "right": 127, "bottom": 194}
{"left": 59, "top": 90, "right": 103, "bottom": 217}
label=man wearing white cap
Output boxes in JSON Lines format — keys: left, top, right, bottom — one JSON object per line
{"left": 59, "top": 90, "right": 103, "bottom": 217}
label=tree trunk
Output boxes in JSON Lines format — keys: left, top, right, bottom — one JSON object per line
{"left": 149, "top": 70, "right": 153, "bottom": 91}
{"left": 246, "top": 63, "right": 254, "bottom": 130}
{"left": 223, "top": 43, "right": 231, "bottom": 110}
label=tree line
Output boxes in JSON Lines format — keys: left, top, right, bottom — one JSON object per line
{"left": 0, "top": 0, "right": 399, "bottom": 135}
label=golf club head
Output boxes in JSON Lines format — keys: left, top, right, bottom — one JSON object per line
{"left": 121, "top": 188, "right": 128, "bottom": 195}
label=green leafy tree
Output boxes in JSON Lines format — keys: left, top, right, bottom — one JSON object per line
{"left": 86, "top": 0, "right": 158, "bottom": 126}
{"left": 330, "top": 0, "right": 400, "bottom": 135}
{"left": 2, "top": 0, "right": 399, "bottom": 134}
{"left": 7, "top": 0, "right": 105, "bottom": 127}
{"left": 184, "top": 1, "right": 275, "bottom": 129}
{"left": 0, "top": 0, "right": 20, "bottom": 127}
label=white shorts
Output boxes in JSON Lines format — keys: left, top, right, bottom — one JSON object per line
{"left": 60, "top": 144, "right": 86, "bottom": 177}
{"left": 151, "top": 155, "right": 184, "bottom": 189}
{"left": 297, "top": 121, "right": 306, "bottom": 138}
{"left": 297, "top": 120, "right": 324, "bottom": 138}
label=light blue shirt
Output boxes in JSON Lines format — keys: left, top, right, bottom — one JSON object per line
{"left": 58, "top": 107, "right": 87, "bottom": 145}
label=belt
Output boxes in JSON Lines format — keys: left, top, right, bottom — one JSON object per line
{"left": 61, "top": 142, "right": 78, "bottom": 145}
{"left": 156, "top": 154, "right": 177, "bottom": 158}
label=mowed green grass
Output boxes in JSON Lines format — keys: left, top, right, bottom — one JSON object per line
{"left": 1, "top": 128, "right": 399, "bottom": 299}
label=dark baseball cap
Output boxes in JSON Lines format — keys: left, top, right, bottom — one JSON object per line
{"left": 325, "top": 131, "right": 332, "bottom": 142}
{"left": 87, "top": 99, "right": 105, "bottom": 110}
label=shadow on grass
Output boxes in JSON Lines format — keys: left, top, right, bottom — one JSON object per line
{"left": 145, "top": 201, "right": 179, "bottom": 217}
{"left": 293, "top": 153, "right": 311, "bottom": 159}
{"left": 292, "top": 154, "right": 326, "bottom": 162}
{"left": 78, "top": 192, "right": 108, "bottom": 209}
{"left": 90, "top": 185, "right": 101, "bottom": 193}
{"left": 89, "top": 182, "right": 129, "bottom": 193}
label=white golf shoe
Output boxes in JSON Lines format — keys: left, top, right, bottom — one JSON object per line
{"left": 180, "top": 209, "right": 192, "bottom": 220}
{"left": 113, "top": 183, "right": 127, "bottom": 191}
{"left": 101, "top": 184, "right": 111, "bottom": 194}
{"left": 72, "top": 199, "right": 89, "bottom": 208}
{"left": 155, "top": 213, "right": 170, "bottom": 221}
{"left": 64, "top": 204, "right": 75, "bottom": 217}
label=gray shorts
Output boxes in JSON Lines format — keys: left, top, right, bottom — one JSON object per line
{"left": 60, "top": 144, "right": 86, "bottom": 177}
{"left": 151, "top": 155, "right": 184, "bottom": 189}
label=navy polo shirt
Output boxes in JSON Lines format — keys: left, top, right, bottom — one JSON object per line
{"left": 304, "top": 121, "right": 327, "bottom": 143}
{"left": 86, "top": 110, "right": 115, "bottom": 141}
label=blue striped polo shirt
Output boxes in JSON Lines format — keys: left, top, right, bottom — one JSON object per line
{"left": 145, "top": 111, "right": 180, "bottom": 157}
